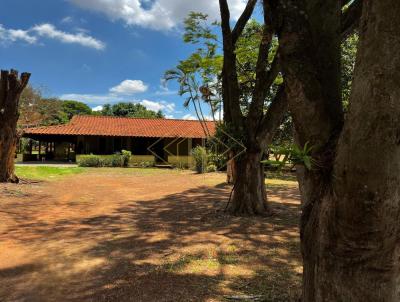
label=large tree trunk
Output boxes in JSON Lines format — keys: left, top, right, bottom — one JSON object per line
{"left": 300, "top": 1, "right": 400, "bottom": 300}
{"left": 227, "top": 150, "right": 270, "bottom": 216}
{"left": 274, "top": 0, "right": 400, "bottom": 299}
{"left": 0, "top": 70, "right": 30, "bottom": 183}
{"left": 313, "top": 1, "right": 399, "bottom": 300}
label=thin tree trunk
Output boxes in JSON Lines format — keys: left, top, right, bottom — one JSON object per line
{"left": 227, "top": 150, "right": 270, "bottom": 216}
{"left": 0, "top": 70, "right": 30, "bottom": 183}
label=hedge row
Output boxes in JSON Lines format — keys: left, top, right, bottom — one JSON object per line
{"left": 77, "top": 150, "right": 131, "bottom": 167}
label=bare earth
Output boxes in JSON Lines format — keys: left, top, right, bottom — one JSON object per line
{"left": 0, "top": 169, "right": 301, "bottom": 302}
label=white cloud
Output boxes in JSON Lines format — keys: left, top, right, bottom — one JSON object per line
{"left": 0, "top": 23, "right": 105, "bottom": 50}
{"left": 61, "top": 16, "right": 74, "bottom": 24}
{"left": 165, "top": 114, "right": 175, "bottom": 119}
{"left": 155, "top": 79, "right": 178, "bottom": 96}
{"left": 182, "top": 113, "right": 216, "bottom": 121}
{"left": 109, "top": 79, "right": 148, "bottom": 95}
{"left": 140, "top": 99, "right": 175, "bottom": 113}
{"left": 91, "top": 105, "right": 104, "bottom": 111}
{"left": 60, "top": 93, "right": 122, "bottom": 104}
{"left": 182, "top": 114, "right": 197, "bottom": 120}
{"left": 32, "top": 23, "right": 105, "bottom": 50}
{"left": 0, "top": 24, "right": 37, "bottom": 44}
{"left": 68, "top": 0, "right": 247, "bottom": 31}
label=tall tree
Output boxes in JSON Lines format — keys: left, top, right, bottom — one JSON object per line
{"left": 271, "top": 0, "right": 400, "bottom": 299}
{"left": 61, "top": 100, "right": 92, "bottom": 120}
{"left": 101, "top": 102, "right": 164, "bottom": 118}
{"left": 217, "top": 0, "right": 287, "bottom": 215}
{"left": 19, "top": 87, "right": 69, "bottom": 128}
{"left": 0, "top": 70, "right": 30, "bottom": 183}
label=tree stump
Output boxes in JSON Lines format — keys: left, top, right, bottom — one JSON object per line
{"left": 0, "top": 70, "right": 30, "bottom": 183}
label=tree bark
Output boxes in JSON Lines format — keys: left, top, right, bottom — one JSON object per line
{"left": 274, "top": 0, "right": 400, "bottom": 300}
{"left": 227, "top": 150, "right": 269, "bottom": 216}
{"left": 218, "top": 0, "right": 289, "bottom": 216}
{"left": 0, "top": 70, "right": 30, "bottom": 183}
{"left": 309, "top": 1, "right": 400, "bottom": 300}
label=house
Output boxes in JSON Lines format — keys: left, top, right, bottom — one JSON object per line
{"left": 22, "top": 115, "right": 216, "bottom": 166}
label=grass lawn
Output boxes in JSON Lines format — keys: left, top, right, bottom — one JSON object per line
{"left": 15, "top": 166, "right": 86, "bottom": 180}
{"left": 15, "top": 166, "right": 187, "bottom": 181}
{"left": 15, "top": 166, "right": 298, "bottom": 188}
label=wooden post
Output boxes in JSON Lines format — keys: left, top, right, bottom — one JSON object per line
{"left": 67, "top": 143, "right": 71, "bottom": 161}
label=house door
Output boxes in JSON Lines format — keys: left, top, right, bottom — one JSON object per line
{"left": 153, "top": 139, "right": 167, "bottom": 163}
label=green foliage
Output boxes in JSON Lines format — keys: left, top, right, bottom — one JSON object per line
{"left": 183, "top": 12, "right": 218, "bottom": 44}
{"left": 121, "top": 150, "right": 132, "bottom": 167}
{"left": 165, "top": 12, "right": 223, "bottom": 122}
{"left": 211, "top": 122, "right": 246, "bottom": 155}
{"left": 207, "top": 152, "right": 225, "bottom": 170}
{"left": 19, "top": 86, "right": 69, "bottom": 127}
{"left": 272, "top": 113, "right": 293, "bottom": 146}
{"left": 77, "top": 152, "right": 131, "bottom": 168}
{"left": 206, "top": 163, "right": 217, "bottom": 173}
{"left": 62, "top": 100, "right": 92, "bottom": 120}
{"left": 135, "top": 161, "right": 155, "bottom": 168}
{"left": 101, "top": 102, "right": 164, "bottom": 119}
{"left": 191, "top": 146, "right": 208, "bottom": 173}
{"left": 15, "top": 166, "right": 84, "bottom": 180}
{"left": 263, "top": 143, "right": 314, "bottom": 170}
{"left": 167, "top": 13, "right": 283, "bottom": 123}
{"left": 18, "top": 85, "right": 95, "bottom": 128}
{"left": 341, "top": 33, "right": 359, "bottom": 109}
{"left": 77, "top": 154, "right": 103, "bottom": 167}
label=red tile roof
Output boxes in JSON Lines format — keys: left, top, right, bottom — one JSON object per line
{"left": 23, "top": 115, "right": 216, "bottom": 139}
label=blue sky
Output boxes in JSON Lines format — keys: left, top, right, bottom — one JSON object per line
{"left": 0, "top": 0, "right": 248, "bottom": 119}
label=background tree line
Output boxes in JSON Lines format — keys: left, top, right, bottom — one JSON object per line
{"left": 18, "top": 86, "right": 164, "bottom": 130}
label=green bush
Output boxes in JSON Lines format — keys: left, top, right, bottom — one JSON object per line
{"left": 102, "top": 154, "right": 124, "bottom": 167}
{"left": 206, "top": 164, "right": 217, "bottom": 172}
{"left": 78, "top": 152, "right": 132, "bottom": 167}
{"left": 121, "top": 150, "right": 132, "bottom": 167}
{"left": 78, "top": 155, "right": 102, "bottom": 167}
{"left": 191, "top": 146, "right": 208, "bottom": 173}
{"left": 207, "top": 152, "right": 225, "bottom": 170}
{"left": 138, "top": 161, "right": 154, "bottom": 168}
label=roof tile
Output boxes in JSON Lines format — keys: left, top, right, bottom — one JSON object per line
{"left": 23, "top": 115, "right": 216, "bottom": 139}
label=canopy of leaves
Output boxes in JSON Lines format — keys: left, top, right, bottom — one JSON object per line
{"left": 341, "top": 32, "right": 359, "bottom": 109}
{"left": 100, "top": 102, "right": 164, "bottom": 118}
{"left": 62, "top": 100, "right": 92, "bottom": 119}
{"left": 18, "top": 86, "right": 68, "bottom": 129}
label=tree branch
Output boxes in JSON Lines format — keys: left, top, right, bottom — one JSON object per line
{"left": 341, "top": 0, "right": 363, "bottom": 39}
{"left": 219, "top": 0, "right": 244, "bottom": 125}
{"left": 248, "top": 54, "right": 279, "bottom": 123}
{"left": 257, "top": 85, "right": 288, "bottom": 149}
{"left": 247, "top": 0, "right": 276, "bottom": 127}
{"left": 219, "top": 0, "right": 232, "bottom": 37}
{"left": 232, "top": 0, "right": 257, "bottom": 45}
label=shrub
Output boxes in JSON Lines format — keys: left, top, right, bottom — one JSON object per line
{"left": 78, "top": 155, "right": 102, "bottom": 167}
{"left": 78, "top": 152, "right": 131, "bottom": 168}
{"left": 102, "top": 154, "right": 124, "bottom": 167}
{"left": 191, "top": 146, "right": 208, "bottom": 173}
{"left": 207, "top": 152, "right": 225, "bottom": 170}
{"left": 139, "top": 161, "right": 154, "bottom": 168}
{"left": 206, "top": 164, "right": 217, "bottom": 173}
{"left": 121, "top": 150, "right": 132, "bottom": 167}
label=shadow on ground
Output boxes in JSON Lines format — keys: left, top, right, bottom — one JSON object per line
{"left": 0, "top": 173, "right": 301, "bottom": 302}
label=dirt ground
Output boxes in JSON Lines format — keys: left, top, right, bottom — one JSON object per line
{"left": 0, "top": 169, "right": 302, "bottom": 302}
